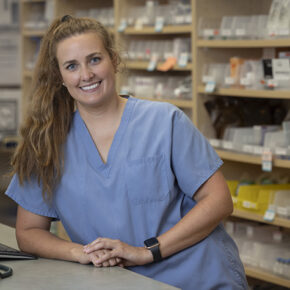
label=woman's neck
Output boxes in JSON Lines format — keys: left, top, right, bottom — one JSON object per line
{"left": 77, "top": 94, "right": 127, "bottom": 130}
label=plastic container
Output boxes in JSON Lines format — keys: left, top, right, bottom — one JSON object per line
{"left": 239, "top": 60, "right": 264, "bottom": 89}
{"left": 220, "top": 16, "right": 235, "bottom": 39}
{"left": 198, "top": 17, "right": 220, "bottom": 39}
{"left": 202, "top": 63, "right": 227, "bottom": 86}
{"left": 236, "top": 184, "right": 290, "bottom": 215}
{"left": 264, "top": 130, "right": 286, "bottom": 149}
{"left": 267, "top": 0, "right": 283, "bottom": 38}
{"left": 232, "top": 16, "right": 251, "bottom": 39}
{"left": 271, "top": 190, "right": 290, "bottom": 219}
{"left": 256, "top": 15, "right": 269, "bottom": 39}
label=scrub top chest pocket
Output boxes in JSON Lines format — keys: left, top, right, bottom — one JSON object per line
{"left": 125, "top": 154, "right": 170, "bottom": 205}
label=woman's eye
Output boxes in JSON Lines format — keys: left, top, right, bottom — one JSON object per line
{"left": 91, "top": 57, "right": 101, "bottom": 64}
{"left": 66, "top": 63, "right": 76, "bottom": 71}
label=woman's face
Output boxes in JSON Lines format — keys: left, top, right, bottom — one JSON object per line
{"left": 56, "top": 32, "right": 117, "bottom": 109}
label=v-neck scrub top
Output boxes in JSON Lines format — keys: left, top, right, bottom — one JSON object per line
{"left": 6, "top": 96, "right": 248, "bottom": 290}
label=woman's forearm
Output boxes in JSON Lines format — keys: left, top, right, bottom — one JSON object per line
{"left": 15, "top": 206, "right": 91, "bottom": 264}
{"left": 157, "top": 171, "right": 233, "bottom": 259}
{"left": 16, "top": 227, "right": 84, "bottom": 262}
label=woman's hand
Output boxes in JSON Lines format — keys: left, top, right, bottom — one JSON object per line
{"left": 83, "top": 238, "right": 153, "bottom": 267}
{"left": 71, "top": 246, "right": 122, "bottom": 267}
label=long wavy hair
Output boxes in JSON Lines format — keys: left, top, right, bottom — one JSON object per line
{"left": 11, "top": 15, "right": 121, "bottom": 201}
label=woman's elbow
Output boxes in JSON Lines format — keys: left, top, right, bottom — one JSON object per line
{"left": 224, "top": 193, "right": 234, "bottom": 217}
{"left": 15, "top": 228, "right": 28, "bottom": 252}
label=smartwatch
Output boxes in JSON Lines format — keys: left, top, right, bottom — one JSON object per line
{"left": 144, "top": 237, "right": 162, "bottom": 262}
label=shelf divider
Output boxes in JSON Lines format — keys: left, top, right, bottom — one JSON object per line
{"left": 197, "top": 39, "right": 290, "bottom": 48}
{"left": 232, "top": 209, "right": 290, "bottom": 229}
{"left": 198, "top": 86, "right": 290, "bottom": 100}
{"left": 245, "top": 266, "right": 290, "bottom": 288}
{"left": 123, "top": 25, "right": 192, "bottom": 35}
{"left": 216, "top": 149, "right": 290, "bottom": 169}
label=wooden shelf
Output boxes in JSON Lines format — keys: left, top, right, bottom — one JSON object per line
{"left": 22, "top": 0, "right": 46, "bottom": 3}
{"left": 197, "top": 38, "right": 290, "bottom": 48}
{"left": 125, "top": 60, "right": 192, "bottom": 71}
{"left": 216, "top": 149, "right": 290, "bottom": 169}
{"left": 23, "top": 70, "right": 33, "bottom": 78}
{"left": 0, "top": 85, "right": 21, "bottom": 89}
{"left": 137, "top": 97, "right": 193, "bottom": 108}
{"left": 198, "top": 86, "right": 290, "bottom": 100}
{"left": 0, "top": 147, "right": 15, "bottom": 154}
{"left": 232, "top": 209, "right": 290, "bottom": 229}
{"left": 107, "top": 27, "right": 115, "bottom": 35}
{"left": 245, "top": 266, "right": 290, "bottom": 288}
{"left": 22, "top": 29, "right": 46, "bottom": 37}
{"left": 123, "top": 25, "right": 192, "bottom": 35}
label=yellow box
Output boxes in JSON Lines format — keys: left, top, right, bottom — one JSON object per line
{"left": 236, "top": 184, "right": 290, "bottom": 215}
{"left": 226, "top": 180, "right": 239, "bottom": 206}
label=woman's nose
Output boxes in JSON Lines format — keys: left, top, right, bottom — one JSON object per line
{"left": 81, "top": 65, "right": 94, "bottom": 81}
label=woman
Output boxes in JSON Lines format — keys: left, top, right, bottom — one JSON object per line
{"left": 6, "top": 15, "right": 248, "bottom": 289}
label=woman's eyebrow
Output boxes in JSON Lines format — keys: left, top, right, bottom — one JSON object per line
{"left": 86, "top": 52, "right": 102, "bottom": 60}
{"left": 62, "top": 59, "right": 76, "bottom": 67}
{"left": 62, "top": 52, "right": 102, "bottom": 67}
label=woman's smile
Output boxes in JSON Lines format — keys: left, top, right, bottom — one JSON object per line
{"left": 80, "top": 81, "right": 102, "bottom": 92}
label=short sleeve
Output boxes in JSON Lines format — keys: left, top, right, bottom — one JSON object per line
{"left": 171, "top": 109, "right": 223, "bottom": 198}
{"left": 5, "top": 174, "right": 59, "bottom": 219}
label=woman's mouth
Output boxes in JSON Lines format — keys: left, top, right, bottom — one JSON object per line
{"left": 81, "top": 81, "right": 102, "bottom": 91}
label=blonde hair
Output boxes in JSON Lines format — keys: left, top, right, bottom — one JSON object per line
{"left": 11, "top": 15, "right": 121, "bottom": 200}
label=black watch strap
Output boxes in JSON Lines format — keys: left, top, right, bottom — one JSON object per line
{"left": 144, "top": 237, "right": 162, "bottom": 262}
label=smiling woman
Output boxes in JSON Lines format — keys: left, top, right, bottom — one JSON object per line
{"left": 5, "top": 15, "right": 248, "bottom": 290}
{"left": 11, "top": 15, "right": 123, "bottom": 198}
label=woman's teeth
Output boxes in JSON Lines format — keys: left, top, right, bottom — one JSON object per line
{"left": 81, "top": 81, "right": 101, "bottom": 91}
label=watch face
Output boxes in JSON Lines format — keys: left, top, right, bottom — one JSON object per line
{"left": 144, "top": 237, "right": 159, "bottom": 247}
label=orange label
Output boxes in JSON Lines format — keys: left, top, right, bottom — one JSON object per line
{"left": 157, "top": 57, "right": 177, "bottom": 72}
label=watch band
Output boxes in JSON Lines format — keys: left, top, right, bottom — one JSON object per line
{"left": 144, "top": 237, "right": 162, "bottom": 262}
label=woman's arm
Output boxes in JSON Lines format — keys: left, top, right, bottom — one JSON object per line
{"left": 16, "top": 206, "right": 121, "bottom": 266}
{"left": 83, "top": 170, "right": 233, "bottom": 266}
{"left": 16, "top": 206, "right": 88, "bottom": 263}
{"left": 157, "top": 170, "right": 233, "bottom": 258}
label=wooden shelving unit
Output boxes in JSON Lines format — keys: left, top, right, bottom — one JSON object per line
{"left": 115, "top": 0, "right": 194, "bottom": 117}
{"left": 194, "top": 0, "right": 290, "bottom": 287}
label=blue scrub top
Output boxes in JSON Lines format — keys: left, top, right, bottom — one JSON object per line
{"left": 6, "top": 96, "right": 247, "bottom": 290}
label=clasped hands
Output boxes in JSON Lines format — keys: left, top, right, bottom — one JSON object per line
{"left": 82, "top": 238, "right": 153, "bottom": 268}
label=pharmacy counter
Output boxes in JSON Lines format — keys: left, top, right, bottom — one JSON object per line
{"left": 0, "top": 224, "right": 179, "bottom": 290}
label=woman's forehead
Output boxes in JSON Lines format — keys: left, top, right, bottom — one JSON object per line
{"left": 56, "top": 32, "right": 106, "bottom": 59}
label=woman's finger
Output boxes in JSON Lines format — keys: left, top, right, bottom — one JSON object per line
{"left": 84, "top": 238, "right": 120, "bottom": 254}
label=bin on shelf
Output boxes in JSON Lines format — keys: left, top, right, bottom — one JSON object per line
{"left": 236, "top": 184, "right": 290, "bottom": 215}
{"left": 270, "top": 190, "right": 290, "bottom": 219}
{"left": 226, "top": 180, "right": 239, "bottom": 205}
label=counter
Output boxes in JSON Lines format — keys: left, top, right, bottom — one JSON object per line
{"left": 0, "top": 224, "right": 179, "bottom": 290}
